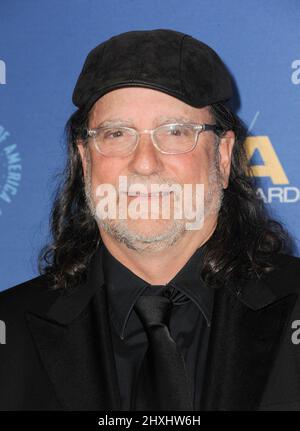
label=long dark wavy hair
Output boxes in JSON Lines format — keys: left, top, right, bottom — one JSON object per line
{"left": 38, "top": 102, "right": 292, "bottom": 290}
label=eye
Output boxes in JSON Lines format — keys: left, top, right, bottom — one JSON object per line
{"left": 104, "top": 128, "right": 125, "bottom": 139}
{"left": 167, "top": 125, "right": 184, "bottom": 136}
{"left": 167, "top": 125, "right": 191, "bottom": 137}
{"left": 170, "top": 128, "right": 182, "bottom": 136}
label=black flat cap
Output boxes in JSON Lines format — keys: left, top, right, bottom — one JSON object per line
{"left": 72, "top": 29, "right": 233, "bottom": 112}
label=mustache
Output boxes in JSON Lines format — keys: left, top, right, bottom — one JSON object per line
{"left": 117, "top": 175, "right": 180, "bottom": 193}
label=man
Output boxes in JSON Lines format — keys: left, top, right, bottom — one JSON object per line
{"left": 1, "top": 29, "right": 300, "bottom": 411}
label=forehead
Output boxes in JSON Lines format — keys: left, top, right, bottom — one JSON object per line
{"left": 88, "top": 87, "right": 213, "bottom": 127}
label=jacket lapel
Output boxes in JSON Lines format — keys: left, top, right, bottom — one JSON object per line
{"left": 25, "top": 246, "right": 121, "bottom": 410}
{"left": 201, "top": 278, "right": 297, "bottom": 410}
{"left": 25, "top": 243, "right": 298, "bottom": 411}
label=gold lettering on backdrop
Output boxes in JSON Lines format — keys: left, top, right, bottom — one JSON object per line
{"left": 245, "top": 136, "right": 289, "bottom": 185}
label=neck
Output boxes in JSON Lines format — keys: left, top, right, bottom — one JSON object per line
{"left": 99, "top": 219, "right": 217, "bottom": 285}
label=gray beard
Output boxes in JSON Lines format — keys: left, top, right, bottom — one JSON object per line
{"left": 83, "top": 151, "right": 224, "bottom": 253}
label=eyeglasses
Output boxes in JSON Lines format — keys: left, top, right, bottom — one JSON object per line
{"left": 85, "top": 123, "right": 222, "bottom": 157}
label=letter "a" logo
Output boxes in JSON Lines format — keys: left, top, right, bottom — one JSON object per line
{"left": 245, "top": 136, "right": 289, "bottom": 185}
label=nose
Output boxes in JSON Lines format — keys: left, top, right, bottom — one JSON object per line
{"left": 127, "top": 132, "right": 164, "bottom": 176}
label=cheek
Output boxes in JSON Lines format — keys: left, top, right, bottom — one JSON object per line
{"left": 169, "top": 149, "right": 211, "bottom": 185}
{"left": 89, "top": 154, "right": 127, "bottom": 187}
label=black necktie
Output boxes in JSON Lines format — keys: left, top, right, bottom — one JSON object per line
{"left": 133, "top": 294, "right": 193, "bottom": 410}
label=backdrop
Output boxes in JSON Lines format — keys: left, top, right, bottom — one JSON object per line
{"left": 0, "top": 0, "right": 299, "bottom": 291}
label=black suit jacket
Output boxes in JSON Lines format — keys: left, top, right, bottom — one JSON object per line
{"left": 1, "top": 247, "right": 300, "bottom": 411}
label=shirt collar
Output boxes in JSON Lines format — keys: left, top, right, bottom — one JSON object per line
{"left": 103, "top": 243, "right": 214, "bottom": 340}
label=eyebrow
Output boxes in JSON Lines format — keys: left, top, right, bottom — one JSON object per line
{"left": 94, "top": 116, "right": 193, "bottom": 128}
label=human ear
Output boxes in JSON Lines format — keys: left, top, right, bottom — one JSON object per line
{"left": 218, "top": 131, "right": 235, "bottom": 189}
{"left": 76, "top": 139, "right": 88, "bottom": 177}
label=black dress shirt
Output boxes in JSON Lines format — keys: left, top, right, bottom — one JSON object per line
{"left": 103, "top": 243, "right": 215, "bottom": 410}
